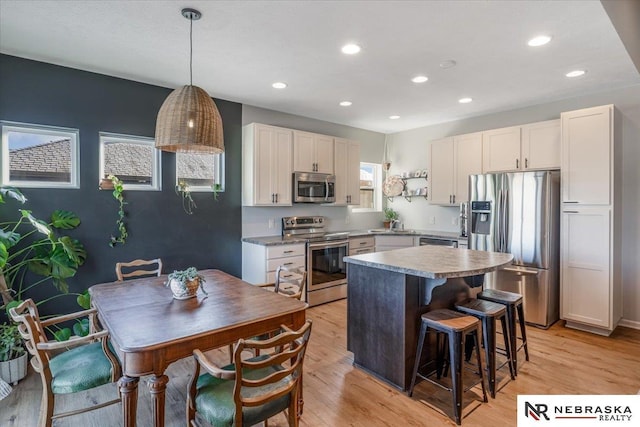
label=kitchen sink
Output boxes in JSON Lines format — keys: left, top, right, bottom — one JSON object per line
{"left": 367, "top": 228, "right": 417, "bottom": 234}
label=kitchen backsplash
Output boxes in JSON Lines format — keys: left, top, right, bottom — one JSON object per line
{"left": 242, "top": 205, "right": 384, "bottom": 237}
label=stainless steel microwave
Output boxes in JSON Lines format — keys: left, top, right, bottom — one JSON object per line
{"left": 293, "top": 172, "right": 335, "bottom": 203}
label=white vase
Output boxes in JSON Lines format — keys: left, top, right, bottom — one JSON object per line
{"left": 0, "top": 352, "right": 28, "bottom": 386}
{"left": 169, "top": 278, "right": 200, "bottom": 300}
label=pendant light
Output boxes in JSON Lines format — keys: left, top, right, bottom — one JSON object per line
{"left": 155, "top": 8, "right": 224, "bottom": 153}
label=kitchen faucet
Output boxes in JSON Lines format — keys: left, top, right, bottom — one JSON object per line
{"left": 390, "top": 219, "right": 403, "bottom": 231}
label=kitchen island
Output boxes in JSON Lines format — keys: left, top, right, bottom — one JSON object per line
{"left": 344, "top": 245, "right": 513, "bottom": 391}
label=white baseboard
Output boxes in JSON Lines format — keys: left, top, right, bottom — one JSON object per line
{"left": 618, "top": 318, "right": 640, "bottom": 330}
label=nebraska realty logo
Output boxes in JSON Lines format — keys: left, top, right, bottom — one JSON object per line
{"left": 517, "top": 395, "right": 640, "bottom": 426}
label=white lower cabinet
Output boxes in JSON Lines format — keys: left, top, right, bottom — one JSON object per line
{"left": 560, "top": 207, "right": 615, "bottom": 333}
{"left": 349, "top": 236, "right": 375, "bottom": 256}
{"left": 242, "top": 243, "right": 306, "bottom": 293}
{"left": 374, "top": 235, "right": 415, "bottom": 252}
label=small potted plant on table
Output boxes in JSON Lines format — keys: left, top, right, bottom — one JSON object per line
{"left": 166, "top": 267, "right": 207, "bottom": 300}
{"left": 0, "top": 323, "right": 27, "bottom": 386}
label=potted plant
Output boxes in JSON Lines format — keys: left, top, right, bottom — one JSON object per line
{"left": 106, "top": 174, "right": 128, "bottom": 247}
{"left": 383, "top": 207, "right": 399, "bottom": 229}
{"left": 165, "top": 267, "right": 207, "bottom": 300}
{"left": 0, "top": 322, "right": 27, "bottom": 385}
{"left": 176, "top": 181, "right": 197, "bottom": 215}
{"left": 0, "top": 186, "right": 86, "bottom": 308}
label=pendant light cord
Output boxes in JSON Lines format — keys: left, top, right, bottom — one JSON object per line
{"left": 189, "top": 16, "right": 193, "bottom": 86}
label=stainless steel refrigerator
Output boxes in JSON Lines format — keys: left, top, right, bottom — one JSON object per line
{"left": 468, "top": 171, "right": 560, "bottom": 328}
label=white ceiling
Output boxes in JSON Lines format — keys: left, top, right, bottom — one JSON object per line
{"left": 1, "top": 0, "right": 638, "bottom": 134}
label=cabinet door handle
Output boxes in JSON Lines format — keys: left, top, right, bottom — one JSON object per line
{"left": 452, "top": 194, "right": 456, "bottom": 204}
{"left": 283, "top": 262, "right": 294, "bottom": 266}
{"left": 283, "top": 250, "right": 294, "bottom": 254}
{"left": 564, "top": 201, "right": 579, "bottom": 203}
{"left": 271, "top": 193, "right": 275, "bottom": 203}
{"left": 525, "top": 158, "right": 528, "bottom": 168}
{"left": 563, "top": 211, "right": 579, "bottom": 214}
{"left": 359, "top": 241, "right": 367, "bottom": 245}
{"left": 516, "top": 158, "right": 519, "bottom": 169}
{"left": 275, "top": 193, "right": 278, "bottom": 203}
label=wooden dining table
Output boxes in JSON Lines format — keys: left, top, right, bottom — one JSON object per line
{"left": 89, "top": 269, "right": 307, "bottom": 427}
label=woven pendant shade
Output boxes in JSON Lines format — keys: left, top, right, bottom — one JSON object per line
{"left": 155, "top": 85, "right": 224, "bottom": 153}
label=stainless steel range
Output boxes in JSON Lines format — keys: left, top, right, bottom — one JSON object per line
{"left": 282, "top": 216, "right": 349, "bottom": 306}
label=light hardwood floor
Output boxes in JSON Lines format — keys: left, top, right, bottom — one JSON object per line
{"left": 1, "top": 299, "right": 639, "bottom": 426}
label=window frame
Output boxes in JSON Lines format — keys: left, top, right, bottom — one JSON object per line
{"left": 99, "top": 132, "right": 161, "bottom": 191}
{"left": 0, "top": 121, "right": 80, "bottom": 189}
{"left": 352, "top": 161, "right": 382, "bottom": 213}
{"left": 175, "top": 152, "right": 225, "bottom": 193}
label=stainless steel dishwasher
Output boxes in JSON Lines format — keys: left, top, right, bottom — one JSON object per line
{"left": 419, "top": 237, "right": 458, "bottom": 248}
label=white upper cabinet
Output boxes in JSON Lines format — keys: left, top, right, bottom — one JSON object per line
{"left": 454, "top": 132, "right": 483, "bottom": 203}
{"left": 293, "top": 131, "right": 334, "bottom": 174}
{"left": 430, "top": 132, "right": 482, "bottom": 205}
{"left": 521, "top": 119, "right": 560, "bottom": 170}
{"left": 482, "top": 126, "right": 522, "bottom": 172}
{"left": 242, "top": 123, "right": 293, "bottom": 206}
{"left": 483, "top": 121, "right": 560, "bottom": 173}
{"left": 333, "top": 138, "right": 361, "bottom": 205}
{"left": 561, "top": 105, "right": 612, "bottom": 205}
{"left": 429, "top": 137, "right": 454, "bottom": 205}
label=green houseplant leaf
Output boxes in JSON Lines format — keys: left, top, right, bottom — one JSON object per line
{"left": 59, "top": 237, "right": 86, "bottom": 266}
{"left": 0, "top": 242, "right": 7, "bottom": 269}
{"left": 73, "top": 319, "right": 90, "bottom": 337}
{"left": 0, "top": 186, "right": 27, "bottom": 204}
{"left": 53, "top": 328, "right": 71, "bottom": 342}
{"left": 21, "top": 210, "right": 53, "bottom": 236}
{"left": 0, "top": 229, "right": 21, "bottom": 251}
{"left": 51, "top": 210, "right": 80, "bottom": 230}
{"left": 76, "top": 291, "right": 91, "bottom": 310}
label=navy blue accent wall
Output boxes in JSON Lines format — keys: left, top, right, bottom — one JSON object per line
{"left": 0, "top": 54, "right": 242, "bottom": 317}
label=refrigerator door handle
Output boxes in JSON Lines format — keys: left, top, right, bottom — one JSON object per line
{"left": 495, "top": 190, "right": 503, "bottom": 252}
{"left": 502, "top": 267, "right": 540, "bottom": 275}
{"left": 502, "top": 189, "right": 509, "bottom": 253}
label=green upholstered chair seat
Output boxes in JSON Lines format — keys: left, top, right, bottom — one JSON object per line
{"left": 195, "top": 355, "right": 292, "bottom": 427}
{"left": 50, "top": 341, "right": 117, "bottom": 394}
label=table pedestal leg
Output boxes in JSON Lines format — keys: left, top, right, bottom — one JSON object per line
{"left": 148, "top": 374, "right": 169, "bottom": 427}
{"left": 118, "top": 376, "right": 139, "bottom": 427}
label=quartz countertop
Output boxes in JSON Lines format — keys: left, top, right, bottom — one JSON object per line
{"left": 242, "top": 229, "right": 466, "bottom": 246}
{"left": 343, "top": 245, "right": 513, "bottom": 279}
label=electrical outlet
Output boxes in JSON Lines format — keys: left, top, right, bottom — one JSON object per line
{"left": 428, "top": 216, "right": 435, "bottom": 225}
{"left": 268, "top": 218, "right": 275, "bottom": 229}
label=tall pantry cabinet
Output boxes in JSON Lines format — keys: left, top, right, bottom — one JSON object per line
{"left": 560, "top": 104, "right": 621, "bottom": 335}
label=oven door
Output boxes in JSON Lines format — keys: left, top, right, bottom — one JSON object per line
{"left": 307, "top": 240, "right": 348, "bottom": 291}
{"left": 293, "top": 172, "right": 336, "bottom": 203}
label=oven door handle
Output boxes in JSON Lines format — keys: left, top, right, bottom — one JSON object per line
{"left": 308, "top": 240, "right": 349, "bottom": 250}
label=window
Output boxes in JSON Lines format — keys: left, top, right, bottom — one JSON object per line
{"left": 99, "top": 133, "right": 161, "bottom": 190}
{"left": 176, "top": 152, "right": 225, "bottom": 192}
{"left": 352, "top": 162, "right": 382, "bottom": 212}
{"left": 1, "top": 121, "right": 79, "bottom": 188}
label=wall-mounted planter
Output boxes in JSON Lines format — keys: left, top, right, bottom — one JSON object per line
{"left": 0, "top": 352, "right": 28, "bottom": 385}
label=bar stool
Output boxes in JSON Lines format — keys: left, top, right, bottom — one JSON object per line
{"left": 454, "top": 298, "right": 515, "bottom": 398}
{"left": 409, "top": 309, "right": 488, "bottom": 425}
{"left": 477, "top": 289, "right": 529, "bottom": 374}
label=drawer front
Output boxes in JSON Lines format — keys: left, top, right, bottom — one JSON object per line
{"left": 349, "top": 236, "right": 375, "bottom": 249}
{"left": 266, "top": 244, "right": 306, "bottom": 259}
{"left": 349, "top": 247, "right": 374, "bottom": 256}
{"left": 266, "top": 255, "right": 305, "bottom": 272}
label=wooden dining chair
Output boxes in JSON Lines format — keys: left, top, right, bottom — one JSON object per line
{"left": 226, "top": 265, "right": 308, "bottom": 362}
{"left": 257, "top": 265, "right": 307, "bottom": 301}
{"left": 187, "top": 320, "right": 312, "bottom": 427}
{"left": 9, "top": 299, "right": 122, "bottom": 427}
{"left": 115, "top": 258, "right": 162, "bottom": 281}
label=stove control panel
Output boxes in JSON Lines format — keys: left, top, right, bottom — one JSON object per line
{"left": 282, "top": 216, "right": 325, "bottom": 231}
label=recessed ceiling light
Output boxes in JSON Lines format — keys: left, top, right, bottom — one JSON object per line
{"left": 439, "top": 60, "right": 457, "bottom": 69}
{"left": 272, "top": 82, "right": 287, "bottom": 89}
{"left": 389, "top": 115, "right": 400, "bottom": 120}
{"left": 528, "top": 35, "right": 552, "bottom": 47}
{"left": 565, "top": 70, "right": 586, "bottom": 78}
{"left": 341, "top": 43, "right": 361, "bottom": 55}
{"left": 339, "top": 101, "right": 352, "bottom": 107}
{"left": 458, "top": 97, "right": 473, "bottom": 104}
{"left": 411, "top": 75, "right": 429, "bottom": 83}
